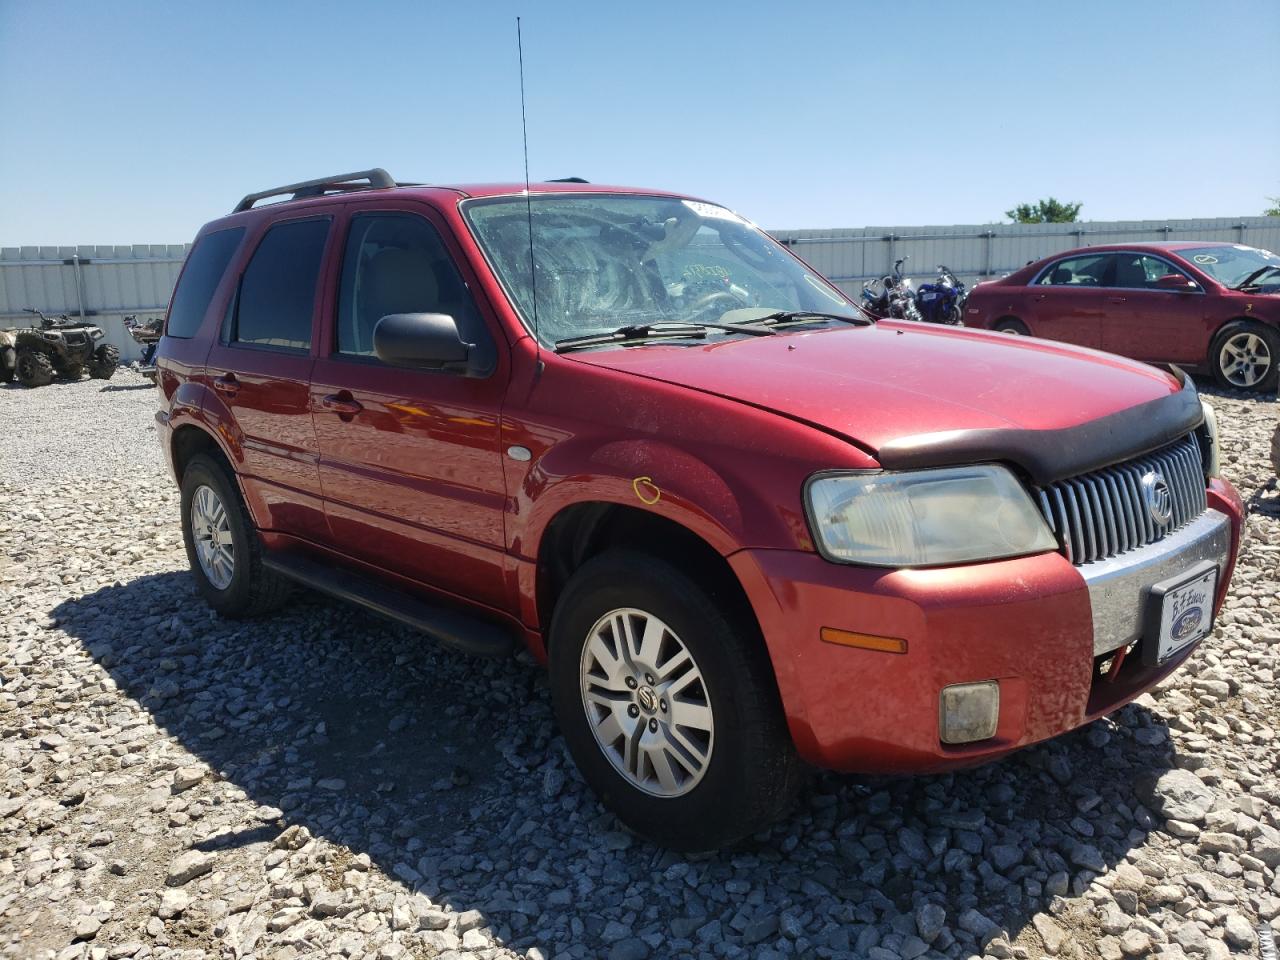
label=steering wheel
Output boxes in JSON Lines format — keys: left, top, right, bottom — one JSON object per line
{"left": 688, "top": 289, "right": 748, "bottom": 320}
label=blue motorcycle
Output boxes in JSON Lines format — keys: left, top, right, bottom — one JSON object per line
{"left": 914, "top": 265, "right": 967, "bottom": 326}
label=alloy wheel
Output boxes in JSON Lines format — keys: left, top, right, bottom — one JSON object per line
{"left": 190, "top": 484, "right": 235, "bottom": 590}
{"left": 1219, "top": 332, "right": 1272, "bottom": 387}
{"left": 579, "top": 607, "right": 715, "bottom": 798}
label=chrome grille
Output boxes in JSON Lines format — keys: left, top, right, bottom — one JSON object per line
{"left": 1034, "top": 435, "right": 1207, "bottom": 565}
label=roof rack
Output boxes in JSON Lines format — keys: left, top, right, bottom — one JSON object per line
{"left": 233, "top": 168, "right": 397, "bottom": 213}
{"left": 547, "top": 176, "right": 589, "bottom": 183}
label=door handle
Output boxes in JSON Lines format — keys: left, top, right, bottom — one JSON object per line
{"left": 1108, "top": 296, "right": 1127, "bottom": 304}
{"left": 1034, "top": 294, "right": 1048, "bottom": 302}
{"left": 212, "top": 374, "right": 238, "bottom": 396}
{"left": 321, "top": 393, "right": 363, "bottom": 416}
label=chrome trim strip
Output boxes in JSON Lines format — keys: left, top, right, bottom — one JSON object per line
{"left": 1081, "top": 509, "right": 1230, "bottom": 657}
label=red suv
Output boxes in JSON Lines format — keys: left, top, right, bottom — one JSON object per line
{"left": 966, "top": 242, "right": 1280, "bottom": 392}
{"left": 156, "top": 170, "right": 1243, "bottom": 849}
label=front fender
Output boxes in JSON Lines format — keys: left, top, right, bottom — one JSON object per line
{"left": 513, "top": 436, "right": 751, "bottom": 560}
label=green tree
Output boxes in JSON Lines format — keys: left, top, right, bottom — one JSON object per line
{"left": 1005, "top": 198, "right": 1083, "bottom": 223}
{"left": 1266, "top": 197, "right": 1280, "bottom": 217}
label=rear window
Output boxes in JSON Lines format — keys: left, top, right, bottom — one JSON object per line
{"left": 233, "top": 218, "right": 331, "bottom": 350}
{"left": 166, "top": 227, "right": 244, "bottom": 338}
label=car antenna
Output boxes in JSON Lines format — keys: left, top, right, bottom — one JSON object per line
{"left": 517, "top": 17, "right": 542, "bottom": 371}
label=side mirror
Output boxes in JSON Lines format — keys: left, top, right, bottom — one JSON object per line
{"left": 374, "top": 313, "right": 476, "bottom": 374}
{"left": 1154, "top": 273, "right": 1199, "bottom": 292}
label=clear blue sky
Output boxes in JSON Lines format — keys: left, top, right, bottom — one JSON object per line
{"left": 2, "top": 0, "right": 1277, "bottom": 245}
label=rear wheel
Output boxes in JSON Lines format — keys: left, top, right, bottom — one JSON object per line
{"left": 549, "top": 550, "right": 801, "bottom": 850}
{"left": 15, "top": 349, "right": 53, "bottom": 387}
{"left": 180, "top": 454, "right": 290, "bottom": 618}
{"left": 90, "top": 344, "right": 120, "bottom": 379}
{"left": 1211, "top": 322, "right": 1277, "bottom": 391}
{"left": 994, "top": 318, "right": 1030, "bottom": 336}
{"left": 0, "top": 348, "right": 14, "bottom": 382}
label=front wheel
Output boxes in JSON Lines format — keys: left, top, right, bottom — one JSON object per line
{"left": 1211, "top": 322, "right": 1277, "bottom": 392}
{"left": 90, "top": 344, "right": 120, "bottom": 380}
{"left": 549, "top": 550, "right": 801, "bottom": 851}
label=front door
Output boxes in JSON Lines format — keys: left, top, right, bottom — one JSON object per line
{"left": 309, "top": 206, "right": 511, "bottom": 611}
{"left": 1102, "top": 252, "right": 1209, "bottom": 364}
{"left": 203, "top": 214, "right": 336, "bottom": 542}
{"left": 1023, "top": 253, "right": 1115, "bottom": 349}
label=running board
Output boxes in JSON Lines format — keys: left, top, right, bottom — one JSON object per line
{"left": 262, "top": 552, "right": 517, "bottom": 658}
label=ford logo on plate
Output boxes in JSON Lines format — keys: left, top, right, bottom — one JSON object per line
{"left": 1172, "top": 605, "right": 1204, "bottom": 642}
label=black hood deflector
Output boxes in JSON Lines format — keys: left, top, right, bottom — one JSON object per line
{"left": 876, "top": 369, "right": 1203, "bottom": 485}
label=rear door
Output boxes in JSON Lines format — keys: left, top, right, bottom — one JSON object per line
{"left": 204, "top": 214, "right": 337, "bottom": 542}
{"left": 1102, "top": 252, "right": 1209, "bottom": 363}
{"left": 1023, "top": 253, "right": 1114, "bottom": 348}
{"left": 309, "top": 204, "right": 511, "bottom": 611}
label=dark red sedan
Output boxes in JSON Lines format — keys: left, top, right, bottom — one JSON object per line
{"left": 966, "top": 242, "right": 1280, "bottom": 391}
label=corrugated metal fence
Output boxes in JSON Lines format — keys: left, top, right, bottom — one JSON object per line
{"left": 3, "top": 217, "right": 1279, "bottom": 360}
{"left": 772, "top": 216, "right": 1280, "bottom": 298}
{"left": 0, "top": 245, "right": 189, "bottom": 361}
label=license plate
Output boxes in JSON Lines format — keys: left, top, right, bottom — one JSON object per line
{"left": 920, "top": 292, "right": 938, "bottom": 300}
{"left": 1148, "top": 564, "right": 1217, "bottom": 664}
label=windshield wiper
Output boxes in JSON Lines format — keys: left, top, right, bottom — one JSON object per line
{"left": 735, "top": 310, "right": 875, "bottom": 328}
{"left": 1234, "top": 265, "right": 1280, "bottom": 289}
{"left": 553, "top": 321, "right": 775, "bottom": 353}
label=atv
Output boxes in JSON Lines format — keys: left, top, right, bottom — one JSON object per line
{"left": 0, "top": 308, "right": 119, "bottom": 387}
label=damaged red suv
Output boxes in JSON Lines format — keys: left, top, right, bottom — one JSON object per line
{"left": 155, "top": 170, "right": 1243, "bottom": 849}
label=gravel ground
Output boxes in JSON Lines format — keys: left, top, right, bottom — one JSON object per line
{"left": 1, "top": 373, "right": 1278, "bottom": 960}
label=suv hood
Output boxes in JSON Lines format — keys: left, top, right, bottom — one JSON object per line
{"left": 569, "top": 323, "right": 1199, "bottom": 483}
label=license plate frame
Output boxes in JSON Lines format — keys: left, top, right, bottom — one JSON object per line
{"left": 1141, "top": 560, "right": 1218, "bottom": 666}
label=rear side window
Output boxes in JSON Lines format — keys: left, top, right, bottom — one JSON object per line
{"left": 166, "top": 227, "right": 244, "bottom": 338}
{"left": 1037, "top": 254, "right": 1113, "bottom": 287}
{"left": 233, "top": 218, "right": 331, "bottom": 350}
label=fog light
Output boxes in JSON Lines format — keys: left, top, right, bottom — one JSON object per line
{"left": 939, "top": 681, "right": 999, "bottom": 744}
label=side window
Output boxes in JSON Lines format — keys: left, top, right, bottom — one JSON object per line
{"left": 1123, "top": 254, "right": 1182, "bottom": 288}
{"left": 233, "top": 218, "right": 331, "bottom": 350}
{"left": 166, "top": 227, "right": 244, "bottom": 338}
{"left": 336, "top": 213, "right": 486, "bottom": 357}
{"left": 1037, "top": 254, "right": 1113, "bottom": 287}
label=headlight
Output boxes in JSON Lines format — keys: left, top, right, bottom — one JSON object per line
{"left": 806, "top": 464, "right": 1057, "bottom": 567}
{"left": 1200, "top": 399, "right": 1221, "bottom": 478}
{"left": 91, "top": 328, "right": 104, "bottom": 339}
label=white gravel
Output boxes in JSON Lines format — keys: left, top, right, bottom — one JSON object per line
{"left": 0, "top": 374, "right": 1277, "bottom": 960}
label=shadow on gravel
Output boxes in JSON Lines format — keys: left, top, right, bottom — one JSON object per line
{"left": 98, "top": 382, "right": 155, "bottom": 392}
{"left": 55, "top": 571, "right": 1177, "bottom": 957}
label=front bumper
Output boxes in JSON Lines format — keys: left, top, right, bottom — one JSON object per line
{"left": 730, "top": 478, "right": 1243, "bottom": 773}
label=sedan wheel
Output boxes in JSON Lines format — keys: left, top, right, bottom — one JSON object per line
{"left": 1217, "top": 331, "right": 1272, "bottom": 388}
{"left": 190, "top": 484, "right": 235, "bottom": 589}
{"left": 579, "top": 607, "right": 714, "bottom": 798}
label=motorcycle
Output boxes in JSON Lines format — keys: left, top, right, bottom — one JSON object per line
{"left": 123, "top": 314, "right": 163, "bottom": 381}
{"left": 861, "top": 257, "right": 922, "bottom": 322}
{"left": 914, "top": 265, "right": 968, "bottom": 326}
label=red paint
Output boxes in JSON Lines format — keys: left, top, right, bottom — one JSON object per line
{"left": 155, "top": 183, "right": 1243, "bottom": 775}
{"left": 966, "top": 242, "right": 1280, "bottom": 369}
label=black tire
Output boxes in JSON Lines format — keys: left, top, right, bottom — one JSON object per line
{"left": 548, "top": 550, "right": 801, "bottom": 851}
{"left": 1210, "top": 321, "right": 1278, "bottom": 392}
{"left": 993, "top": 317, "right": 1030, "bottom": 336}
{"left": 90, "top": 344, "right": 120, "bottom": 380}
{"left": 15, "top": 349, "right": 54, "bottom": 387}
{"left": 0, "top": 348, "right": 14, "bottom": 382}
{"left": 179, "top": 453, "right": 291, "bottom": 618}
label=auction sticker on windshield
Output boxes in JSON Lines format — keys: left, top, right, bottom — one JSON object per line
{"left": 1149, "top": 564, "right": 1218, "bottom": 664}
